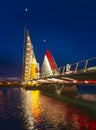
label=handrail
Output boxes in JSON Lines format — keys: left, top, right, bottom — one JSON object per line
{"left": 58, "top": 57, "right": 96, "bottom": 74}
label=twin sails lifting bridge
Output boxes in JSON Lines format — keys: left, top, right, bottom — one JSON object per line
{"left": 22, "top": 29, "right": 96, "bottom": 86}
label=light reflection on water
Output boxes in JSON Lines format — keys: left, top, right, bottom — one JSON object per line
{"left": 76, "top": 94, "right": 96, "bottom": 103}
{"left": 0, "top": 87, "right": 96, "bottom": 130}
{"left": 77, "top": 85, "right": 96, "bottom": 103}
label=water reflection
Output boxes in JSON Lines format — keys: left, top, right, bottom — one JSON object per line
{"left": 77, "top": 94, "right": 96, "bottom": 103}
{"left": 38, "top": 94, "right": 96, "bottom": 129}
{"left": 28, "top": 91, "right": 42, "bottom": 123}
{"left": 20, "top": 89, "right": 36, "bottom": 130}
{"left": 0, "top": 87, "right": 96, "bottom": 130}
{"left": 0, "top": 88, "right": 25, "bottom": 130}
{"left": 77, "top": 85, "right": 96, "bottom": 103}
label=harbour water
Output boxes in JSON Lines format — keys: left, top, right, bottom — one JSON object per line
{"left": 0, "top": 86, "right": 96, "bottom": 130}
{"left": 77, "top": 85, "right": 96, "bottom": 104}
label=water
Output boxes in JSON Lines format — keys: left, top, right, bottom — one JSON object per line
{"left": 77, "top": 85, "right": 96, "bottom": 104}
{"left": 0, "top": 87, "right": 96, "bottom": 130}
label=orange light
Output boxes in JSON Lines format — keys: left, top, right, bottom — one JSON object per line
{"left": 7, "top": 82, "right": 11, "bottom": 85}
{"left": 0, "top": 82, "right": 2, "bottom": 85}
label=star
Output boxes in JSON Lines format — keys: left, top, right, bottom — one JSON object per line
{"left": 25, "top": 8, "right": 28, "bottom": 12}
{"left": 43, "top": 40, "right": 46, "bottom": 43}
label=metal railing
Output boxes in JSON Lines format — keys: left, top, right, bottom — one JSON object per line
{"left": 40, "top": 57, "right": 96, "bottom": 78}
{"left": 59, "top": 57, "right": 96, "bottom": 75}
{"left": 40, "top": 70, "right": 59, "bottom": 78}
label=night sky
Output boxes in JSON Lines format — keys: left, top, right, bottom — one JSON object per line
{"left": 0, "top": 0, "right": 96, "bottom": 79}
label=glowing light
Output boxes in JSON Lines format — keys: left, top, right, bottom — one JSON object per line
{"left": 25, "top": 8, "right": 28, "bottom": 12}
{"left": 73, "top": 80, "right": 77, "bottom": 83}
{"left": 0, "top": 82, "right": 2, "bottom": 85}
{"left": 27, "top": 37, "right": 30, "bottom": 41}
{"left": 28, "top": 91, "right": 41, "bottom": 122}
{"left": 26, "top": 48, "right": 31, "bottom": 50}
{"left": 25, "top": 66, "right": 28, "bottom": 69}
{"left": 7, "top": 82, "right": 11, "bottom": 85}
{"left": 43, "top": 39, "right": 46, "bottom": 43}
{"left": 85, "top": 80, "right": 88, "bottom": 84}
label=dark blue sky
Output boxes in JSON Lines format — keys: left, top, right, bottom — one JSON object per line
{"left": 0, "top": 0, "right": 96, "bottom": 79}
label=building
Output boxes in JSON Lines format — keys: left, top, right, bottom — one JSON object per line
{"left": 22, "top": 30, "right": 40, "bottom": 81}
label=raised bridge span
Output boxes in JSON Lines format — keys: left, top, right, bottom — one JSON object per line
{"left": 22, "top": 57, "right": 96, "bottom": 86}
{"left": 22, "top": 29, "right": 96, "bottom": 86}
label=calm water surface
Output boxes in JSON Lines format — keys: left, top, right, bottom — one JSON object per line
{"left": 77, "top": 85, "right": 96, "bottom": 104}
{"left": 0, "top": 87, "right": 96, "bottom": 130}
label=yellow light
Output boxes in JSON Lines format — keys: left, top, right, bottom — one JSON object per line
{"left": 28, "top": 81, "right": 31, "bottom": 85}
{"left": 28, "top": 91, "right": 41, "bottom": 122}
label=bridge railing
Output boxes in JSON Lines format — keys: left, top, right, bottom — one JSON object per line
{"left": 59, "top": 57, "right": 96, "bottom": 75}
{"left": 40, "top": 57, "right": 96, "bottom": 78}
{"left": 40, "top": 70, "right": 59, "bottom": 78}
